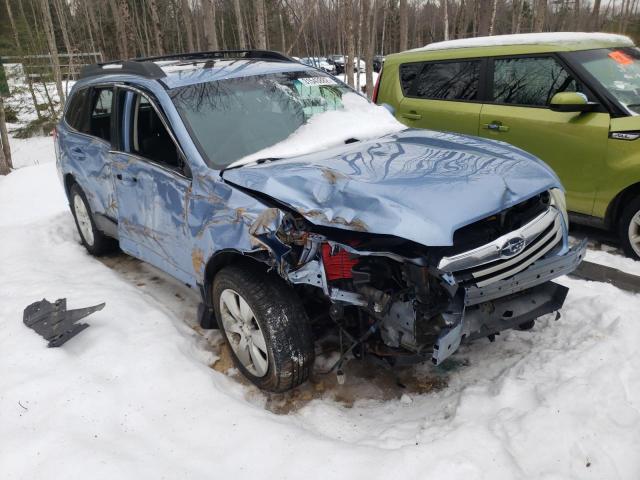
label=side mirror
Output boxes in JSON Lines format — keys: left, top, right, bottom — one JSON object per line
{"left": 549, "top": 92, "right": 598, "bottom": 113}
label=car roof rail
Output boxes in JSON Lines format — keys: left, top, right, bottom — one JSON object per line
{"left": 79, "top": 60, "right": 167, "bottom": 80}
{"left": 79, "top": 50, "right": 294, "bottom": 80}
{"left": 136, "top": 49, "right": 294, "bottom": 63}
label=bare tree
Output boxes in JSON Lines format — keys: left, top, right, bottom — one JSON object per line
{"left": 344, "top": 0, "right": 355, "bottom": 86}
{"left": 148, "top": 0, "right": 166, "bottom": 54}
{"left": 364, "top": 0, "right": 375, "bottom": 98}
{"left": 39, "top": 0, "right": 66, "bottom": 105}
{"left": 234, "top": 0, "right": 247, "bottom": 49}
{"left": 204, "top": 0, "right": 219, "bottom": 50}
{"left": 5, "top": 0, "right": 42, "bottom": 120}
{"left": 181, "top": 0, "right": 195, "bottom": 51}
{"left": 443, "top": 0, "right": 450, "bottom": 39}
{"left": 255, "top": 0, "right": 267, "bottom": 49}
{"left": 0, "top": 97, "right": 11, "bottom": 175}
{"left": 399, "top": 0, "right": 408, "bottom": 51}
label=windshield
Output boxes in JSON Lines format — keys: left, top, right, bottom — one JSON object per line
{"left": 569, "top": 47, "right": 640, "bottom": 115}
{"left": 170, "top": 70, "right": 403, "bottom": 169}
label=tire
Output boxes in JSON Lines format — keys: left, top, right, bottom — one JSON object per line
{"left": 69, "top": 183, "right": 117, "bottom": 256}
{"left": 618, "top": 196, "right": 640, "bottom": 260}
{"left": 213, "top": 264, "right": 315, "bottom": 392}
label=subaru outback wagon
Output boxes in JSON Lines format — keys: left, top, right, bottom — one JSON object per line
{"left": 56, "top": 50, "right": 585, "bottom": 392}
{"left": 375, "top": 32, "right": 640, "bottom": 259}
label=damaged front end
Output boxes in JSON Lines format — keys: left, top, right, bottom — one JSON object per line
{"left": 250, "top": 188, "right": 586, "bottom": 366}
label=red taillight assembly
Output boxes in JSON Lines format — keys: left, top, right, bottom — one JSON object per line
{"left": 372, "top": 67, "right": 382, "bottom": 103}
{"left": 322, "top": 244, "right": 359, "bottom": 281}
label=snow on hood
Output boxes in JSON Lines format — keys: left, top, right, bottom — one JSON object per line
{"left": 226, "top": 93, "right": 406, "bottom": 169}
{"left": 223, "top": 129, "right": 562, "bottom": 247}
{"left": 410, "top": 32, "right": 634, "bottom": 52}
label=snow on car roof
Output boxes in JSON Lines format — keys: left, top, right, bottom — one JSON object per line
{"left": 411, "top": 32, "right": 634, "bottom": 52}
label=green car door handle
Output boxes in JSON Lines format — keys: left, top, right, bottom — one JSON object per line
{"left": 401, "top": 112, "right": 422, "bottom": 120}
{"left": 483, "top": 122, "right": 510, "bottom": 132}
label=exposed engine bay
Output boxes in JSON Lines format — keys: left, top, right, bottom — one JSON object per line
{"left": 244, "top": 189, "right": 587, "bottom": 367}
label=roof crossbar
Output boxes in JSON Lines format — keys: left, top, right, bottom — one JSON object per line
{"left": 79, "top": 50, "right": 293, "bottom": 80}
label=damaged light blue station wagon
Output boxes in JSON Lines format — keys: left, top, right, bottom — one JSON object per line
{"left": 55, "top": 50, "right": 586, "bottom": 392}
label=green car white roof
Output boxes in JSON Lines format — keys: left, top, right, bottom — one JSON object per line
{"left": 387, "top": 32, "right": 635, "bottom": 63}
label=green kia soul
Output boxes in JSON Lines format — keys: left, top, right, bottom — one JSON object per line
{"left": 374, "top": 32, "right": 640, "bottom": 259}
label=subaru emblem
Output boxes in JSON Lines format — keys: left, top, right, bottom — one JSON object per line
{"left": 501, "top": 237, "right": 526, "bottom": 257}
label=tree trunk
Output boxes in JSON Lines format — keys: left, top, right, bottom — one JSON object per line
{"left": 279, "top": 12, "right": 286, "bottom": 52}
{"left": 204, "top": 0, "right": 219, "bottom": 50}
{"left": 234, "top": 0, "right": 247, "bottom": 49}
{"left": 590, "top": 0, "right": 602, "bottom": 29}
{"left": 5, "top": 0, "right": 42, "bottom": 120}
{"left": 534, "top": 0, "right": 547, "bottom": 31}
{"left": 255, "top": 0, "right": 267, "bottom": 49}
{"left": 489, "top": 0, "right": 498, "bottom": 34}
{"left": 147, "top": 0, "right": 165, "bottom": 54}
{"left": 39, "top": 0, "right": 66, "bottom": 105}
{"left": 344, "top": 0, "right": 355, "bottom": 87}
{"left": 0, "top": 97, "right": 12, "bottom": 175}
{"left": 181, "top": 0, "right": 195, "bottom": 52}
{"left": 52, "top": 0, "right": 74, "bottom": 81}
{"left": 399, "top": 0, "right": 408, "bottom": 51}
{"left": 363, "top": 0, "right": 375, "bottom": 98}
{"left": 443, "top": 0, "right": 450, "bottom": 40}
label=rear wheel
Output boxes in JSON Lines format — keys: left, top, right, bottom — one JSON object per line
{"left": 618, "top": 197, "right": 640, "bottom": 260}
{"left": 69, "top": 183, "right": 116, "bottom": 256}
{"left": 213, "top": 264, "right": 314, "bottom": 392}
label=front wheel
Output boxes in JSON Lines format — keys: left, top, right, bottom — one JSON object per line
{"left": 618, "top": 196, "right": 640, "bottom": 260}
{"left": 213, "top": 264, "right": 315, "bottom": 392}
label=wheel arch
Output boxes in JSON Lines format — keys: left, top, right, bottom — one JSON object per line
{"left": 63, "top": 173, "right": 77, "bottom": 200}
{"left": 199, "top": 249, "right": 272, "bottom": 328}
{"left": 606, "top": 181, "right": 640, "bottom": 229}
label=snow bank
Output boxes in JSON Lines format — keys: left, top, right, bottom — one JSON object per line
{"left": 413, "top": 32, "right": 634, "bottom": 52}
{"left": 2, "top": 140, "right": 640, "bottom": 479}
{"left": 229, "top": 92, "right": 404, "bottom": 168}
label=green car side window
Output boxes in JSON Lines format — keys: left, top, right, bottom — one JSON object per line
{"left": 400, "top": 61, "right": 480, "bottom": 101}
{"left": 492, "top": 57, "right": 580, "bottom": 107}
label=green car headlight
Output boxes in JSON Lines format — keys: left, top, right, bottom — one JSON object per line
{"left": 549, "top": 188, "right": 568, "bottom": 228}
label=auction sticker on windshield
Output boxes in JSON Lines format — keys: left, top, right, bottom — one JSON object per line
{"left": 297, "top": 77, "right": 338, "bottom": 86}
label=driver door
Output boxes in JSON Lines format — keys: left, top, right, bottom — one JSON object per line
{"left": 111, "top": 88, "right": 195, "bottom": 285}
{"left": 478, "top": 55, "right": 610, "bottom": 215}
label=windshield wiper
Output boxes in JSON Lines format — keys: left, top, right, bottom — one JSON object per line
{"left": 221, "top": 157, "right": 283, "bottom": 174}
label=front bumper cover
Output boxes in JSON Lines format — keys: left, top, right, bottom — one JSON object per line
{"left": 432, "top": 239, "right": 587, "bottom": 365}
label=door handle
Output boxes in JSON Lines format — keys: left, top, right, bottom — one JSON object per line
{"left": 116, "top": 173, "right": 137, "bottom": 184}
{"left": 482, "top": 121, "right": 510, "bottom": 132}
{"left": 70, "top": 147, "right": 86, "bottom": 160}
{"left": 401, "top": 112, "right": 422, "bottom": 120}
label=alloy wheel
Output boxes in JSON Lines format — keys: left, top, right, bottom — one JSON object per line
{"left": 219, "top": 289, "right": 269, "bottom": 377}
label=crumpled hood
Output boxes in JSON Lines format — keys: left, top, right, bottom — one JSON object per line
{"left": 222, "top": 129, "right": 561, "bottom": 247}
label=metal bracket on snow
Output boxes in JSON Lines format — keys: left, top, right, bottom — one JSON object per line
{"left": 23, "top": 298, "right": 105, "bottom": 347}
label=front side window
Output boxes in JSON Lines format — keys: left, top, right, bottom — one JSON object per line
{"left": 170, "top": 71, "right": 353, "bottom": 169}
{"left": 88, "top": 87, "right": 113, "bottom": 141}
{"left": 568, "top": 47, "right": 640, "bottom": 115}
{"left": 406, "top": 61, "right": 480, "bottom": 100}
{"left": 124, "top": 92, "right": 180, "bottom": 170}
{"left": 492, "top": 56, "right": 580, "bottom": 107}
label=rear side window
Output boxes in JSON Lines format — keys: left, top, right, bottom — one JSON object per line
{"left": 403, "top": 61, "right": 480, "bottom": 101}
{"left": 492, "top": 57, "right": 580, "bottom": 107}
{"left": 88, "top": 87, "right": 113, "bottom": 142}
{"left": 64, "top": 88, "right": 90, "bottom": 132}
{"left": 399, "top": 63, "right": 423, "bottom": 95}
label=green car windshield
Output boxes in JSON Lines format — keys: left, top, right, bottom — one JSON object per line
{"left": 569, "top": 47, "right": 640, "bottom": 115}
{"left": 170, "top": 71, "right": 351, "bottom": 169}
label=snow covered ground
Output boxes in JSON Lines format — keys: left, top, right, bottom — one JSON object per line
{"left": 2, "top": 135, "right": 640, "bottom": 479}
